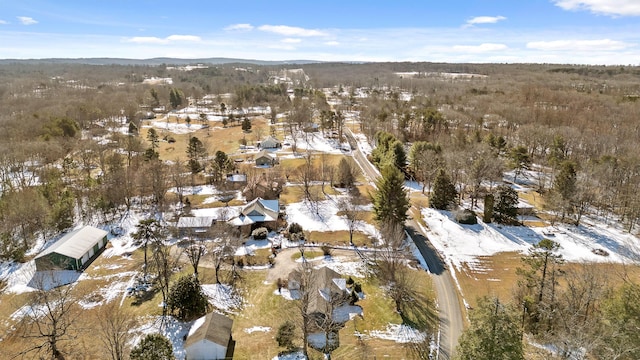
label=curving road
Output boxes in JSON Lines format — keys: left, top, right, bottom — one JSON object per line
{"left": 346, "top": 128, "right": 465, "bottom": 359}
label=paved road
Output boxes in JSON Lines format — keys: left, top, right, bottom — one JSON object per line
{"left": 346, "top": 128, "right": 465, "bottom": 359}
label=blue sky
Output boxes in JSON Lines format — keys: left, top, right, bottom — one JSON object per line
{"left": 1, "top": 0, "right": 640, "bottom": 64}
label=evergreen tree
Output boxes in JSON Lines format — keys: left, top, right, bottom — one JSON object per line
{"left": 516, "top": 239, "right": 563, "bottom": 333}
{"left": 336, "top": 157, "right": 355, "bottom": 188}
{"left": 130, "top": 333, "right": 175, "bottom": 360}
{"left": 241, "top": 117, "right": 252, "bottom": 132}
{"left": 169, "top": 88, "right": 183, "bottom": 109}
{"left": 597, "top": 282, "right": 640, "bottom": 360}
{"left": 186, "top": 136, "right": 207, "bottom": 174}
{"left": 167, "top": 275, "right": 209, "bottom": 321}
{"left": 493, "top": 185, "right": 519, "bottom": 224}
{"left": 550, "top": 160, "right": 577, "bottom": 221}
{"left": 455, "top": 297, "right": 524, "bottom": 360}
{"left": 372, "top": 165, "right": 410, "bottom": 227}
{"left": 276, "top": 320, "right": 297, "bottom": 351}
{"left": 210, "top": 150, "right": 234, "bottom": 183}
{"left": 430, "top": 168, "right": 457, "bottom": 210}
{"left": 147, "top": 128, "right": 159, "bottom": 151}
{"left": 509, "top": 146, "right": 531, "bottom": 183}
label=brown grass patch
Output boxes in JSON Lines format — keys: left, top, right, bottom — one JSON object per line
{"left": 306, "top": 230, "right": 376, "bottom": 248}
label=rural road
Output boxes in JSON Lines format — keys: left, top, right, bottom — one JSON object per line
{"left": 346, "top": 128, "right": 465, "bottom": 359}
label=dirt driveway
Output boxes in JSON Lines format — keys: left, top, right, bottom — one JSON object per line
{"left": 265, "top": 247, "right": 361, "bottom": 283}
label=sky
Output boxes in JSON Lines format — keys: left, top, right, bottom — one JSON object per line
{"left": 1, "top": 0, "right": 640, "bottom": 64}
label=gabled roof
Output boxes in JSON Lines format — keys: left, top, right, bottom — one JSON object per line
{"left": 185, "top": 312, "right": 233, "bottom": 348}
{"left": 260, "top": 136, "right": 281, "bottom": 147}
{"left": 254, "top": 150, "right": 275, "bottom": 161}
{"left": 228, "top": 197, "right": 279, "bottom": 226}
{"left": 289, "top": 267, "right": 347, "bottom": 315}
{"left": 35, "top": 226, "right": 108, "bottom": 260}
{"left": 177, "top": 216, "right": 216, "bottom": 228}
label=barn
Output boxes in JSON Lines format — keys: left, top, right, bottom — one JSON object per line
{"left": 34, "top": 226, "right": 108, "bottom": 271}
{"left": 185, "top": 312, "right": 235, "bottom": 360}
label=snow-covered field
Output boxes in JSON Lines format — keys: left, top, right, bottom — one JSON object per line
{"left": 420, "top": 207, "right": 640, "bottom": 272}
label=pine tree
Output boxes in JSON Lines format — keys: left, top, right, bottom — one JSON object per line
{"left": 372, "top": 165, "right": 410, "bottom": 227}
{"left": 456, "top": 297, "right": 524, "bottom": 360}
{"left": 167, "top": 275, "right": 209, "bottom": 321}
{"left": 130, "top": 333, "right": 175, "bottom": 360}
{"left": 186, "top": 136, "right": 206, "bottom": 174}
{"left": 493, "top": 185, "right": 519, "bottom": 224}
{"left": 241, "top": 117, "right": 252, "bottom": 132}
{"left": 430, "top": 168, "right": 457, "bottom": 210}
{"left": 276, "top": 320, "right": 297, "bottom": 351}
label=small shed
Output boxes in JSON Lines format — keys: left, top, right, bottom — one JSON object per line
{"left": 34, "top": 226, "right": 108, "bottom": 271}
{"left": 254, "top": 150, "right": 277, "bottom": 167}
{"left": 185, "top": 312, "right": 235, "bottom": 360}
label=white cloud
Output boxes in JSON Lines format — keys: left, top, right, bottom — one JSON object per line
{"left": 0, "top": 20, "right": 8, "bottom": 25}
{"left": 166, "top": 35, "right": 201, "bottom": 42}
{"left": 17, "top": 16, "right": 37, "bottom": 25}
{"left": 258, "top": 25, "right": 326, "bottom": 37}
{"left": 124, "top": 35, "right": 201, "bottom": 44}
{"left": 465, "top": 15, "right": 506, "bottom": 26}
{"left": 553, "top": 0, "right": 640, "bottom": 16}
{"left": 325, "top": 41, "right": 340, "bottom": 46}
{"left": 281, "top": 38, "right": 301, "bottom": 43}
{"left": 452, "top": 43, "right": 508, "bottom": 52}
{"left": 527, "top": 38, "right": 632, "bottom": 51}
{"left": 224, "top": 23, "right": 254, "bottom": 31}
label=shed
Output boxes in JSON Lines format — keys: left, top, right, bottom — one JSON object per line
{"left": 34, "top": 226, "right": 108, "bottom": 271}
{"left": 185, "top": 312, "right": 235, "bottom": 360}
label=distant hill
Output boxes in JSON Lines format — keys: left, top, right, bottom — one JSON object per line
{"left": 0, "top": 57, "right": 325, "bottom": 66}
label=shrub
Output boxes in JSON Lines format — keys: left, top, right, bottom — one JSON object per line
{"left": 130, "top": 333, "right": 175, "bottom": 360}
{"left": 346, "top": 276, "right": 355, "bottom": 286}
{"left": 321, "top": 245, "right": 333, "bottom": 256}
{"left": 288, "top": 222, "right": 303, "bottom": 234}
{"left": 455, "top": 209, "right": 478, "bottom": 225}
{"left": 276, "top": 320, "right": 297, "bottom": 350}
{"left": 354, "top": 283, "right": 362, "bottom": 293}
{"left": 252, "top": 227, "right": 268, "bottom": 240}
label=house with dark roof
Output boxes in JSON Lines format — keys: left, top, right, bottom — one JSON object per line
{"left": 185, "top": 312, "right": 235, "bottom": 360}
{"left": 34, "top": 226, "right": 108, "bottom": 271}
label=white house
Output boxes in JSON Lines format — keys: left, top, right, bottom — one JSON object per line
{"left": 185, "top": 312, "right": 234, "bottom": 360}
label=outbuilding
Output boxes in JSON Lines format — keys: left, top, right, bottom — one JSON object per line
{"left": 34, "top": 226, "right": 108, "bottom": 271}
{"left": 185, "top": 312, "right": 235, "bottom": 360}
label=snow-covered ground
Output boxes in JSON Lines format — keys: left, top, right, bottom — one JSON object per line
{"left": 285, "top": 198, "right": 378, "bottom": 239}
{"left": 420, "top": 207, "right": 640, "bottom": 272}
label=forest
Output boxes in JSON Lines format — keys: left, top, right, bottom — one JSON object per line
{"left": 1, "top": 59, "right": 640, "bottom": 359}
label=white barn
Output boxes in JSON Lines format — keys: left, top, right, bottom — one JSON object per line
{"left": 185, "top": 312, "right": 234, "bottom": 360}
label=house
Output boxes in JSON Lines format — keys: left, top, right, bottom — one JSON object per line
{"left": 177, "top": 216, "right": 216, "bottom": 237}
{"left": 259, "top": 136, "right": 281, "bottom": 149}
{"left": 34, "top": 226, "right": 109, "bottom": 271}
{"left": 254, "top": 150, "right": 277, "bottom": 167}
{"left": 185, "top": 312, "right": 235, "bottom": 360}
{"left": 288, "top": 267, "right": 351, "bottom": 337}
{"left": 242, "top": 177, "right": 283, "bottom": 201}
{"left": 225, "top": 173, "right": 247, "bottom": 190}
{"left": 228, "top": 197, "right": 279, "bottom": 234}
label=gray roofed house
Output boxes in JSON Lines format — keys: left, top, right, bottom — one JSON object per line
{"left": 185, "top": 312, "right": 235, "bottom": 360}
{"left": 259, "top": 136, "right": 281, "bottom": 149}
{"left": 254, "top": 150, "right": 277, "bottom": 167}
{"left": 177, "top": 216, "right": 216, "bottom": 237}
{"left": 228, "top": 197, "right": 279, "bottom": 228}
{"left": 34, "top": 226, "right": 109, "bottom": 271}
